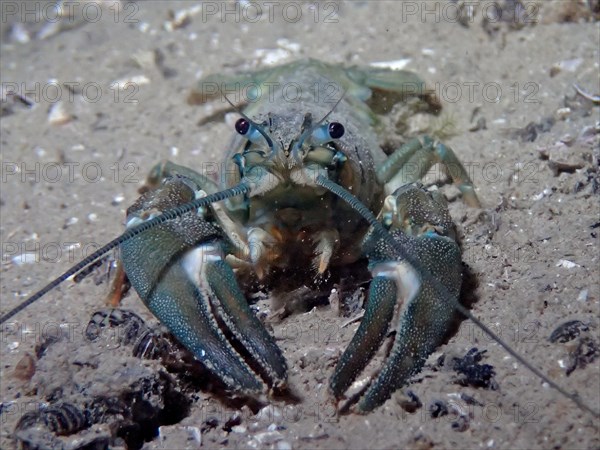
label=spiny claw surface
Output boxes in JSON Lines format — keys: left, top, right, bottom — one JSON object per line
{"left": 330, "top": 183, "right": 463, "bottom": 412}
{"left": 120, "top": 176, "right": 286, "bottom": 394}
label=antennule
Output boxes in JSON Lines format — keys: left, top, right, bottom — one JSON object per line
{"left": 293, "top": 90, "right": 346, "bottom": 160}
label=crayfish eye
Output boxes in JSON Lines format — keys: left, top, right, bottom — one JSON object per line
{"left": 328, "top": 122, "right": 345, "bottom": 139}
{"left": 309, "top": 121, "right": 346, "bottom": 145}
{"left": 234, "top": 117, "right": 273, "bottom": 148}
{"left": 235, "top": 118, "right": 250, "bottom": 135}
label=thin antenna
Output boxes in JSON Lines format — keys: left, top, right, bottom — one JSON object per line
{"left": 0, "top": 183, "right": 250, "bottom": 324}
{"left": 314, "top": 174, "right": 600, "bottom": 418}
{"left": 295, "top": 90, "right": 346, "bottom": 151}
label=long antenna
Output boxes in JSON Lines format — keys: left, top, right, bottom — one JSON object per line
{"left": 314, "top": 175, "right": 600, "bottom": 418}
{"left": 0, "top": 183, "right": 249, "bottom": 324}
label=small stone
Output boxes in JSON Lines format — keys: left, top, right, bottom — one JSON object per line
{"left": 48, "top": 102, "right": 72, "bottom": 125}
{"left": 428, "top": 400, "right": 448, "bottom": 418}
{"left": 396, "top": 389, "right": 422, "bottom": 413}
{"left": 555, "top": 107, "right": 571, "bottom": 120}
{"left": 451, "top": 415, "right": 469, "bottom": 432}
{"left": 549, "top": 320, "right": 588, "bottom": 343}
{"left": 112, "top": 195, "right": 125, "bottom": 206}
{"left": 276, "top": 441, "right": 292, "bottom": 450}
{"left": 556, "top": 259, "right": 580, "bottom": 269}
{"left": 13, "top": 352, "right": 36, "bottom": 381}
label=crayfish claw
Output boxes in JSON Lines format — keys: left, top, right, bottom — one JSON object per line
{"left": 329, "top": 276, "right": 397, "bottom": 399}
{"left": 104, "top": 259, "right": 129, "bottom": 307}
{"left": 121, "top": 175, "right": 287, "bottom": 395}
{"left": 330, "top": 183, "right": 463, "bottom": 412}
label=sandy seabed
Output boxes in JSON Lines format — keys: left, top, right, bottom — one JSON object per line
{"left": 1, "top": 1, "right": 599, "bottom": 449}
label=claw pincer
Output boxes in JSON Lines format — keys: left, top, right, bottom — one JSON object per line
{"left": 121, "top": 176, "right": 287, "bottom": 394}
{"left": 330, "top": 184, "right": 462, "bottom": 411}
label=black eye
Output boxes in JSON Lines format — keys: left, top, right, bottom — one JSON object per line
{"left": 328, "top": 122, "right": 345, "bottom": 139}
{"left": 235, "top": 118, "right": 250, "bottom": 135}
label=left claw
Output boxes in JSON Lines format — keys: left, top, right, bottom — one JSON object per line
{"left": 330, "top": 183, "right": 463, "bottom": 412}
{"left": 118, "top": 174, "right": 287, "bottom": 395}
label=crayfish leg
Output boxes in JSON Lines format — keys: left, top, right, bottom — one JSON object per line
{"left": 105, "top": 259, "right": 129, "bottom": 307}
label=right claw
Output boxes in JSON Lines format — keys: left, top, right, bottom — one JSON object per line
{"left": 329, "top": 183, "right": 463, "bottom": 412}
{"left": 120, "top": 175, "right": 287, "bottom": 394}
